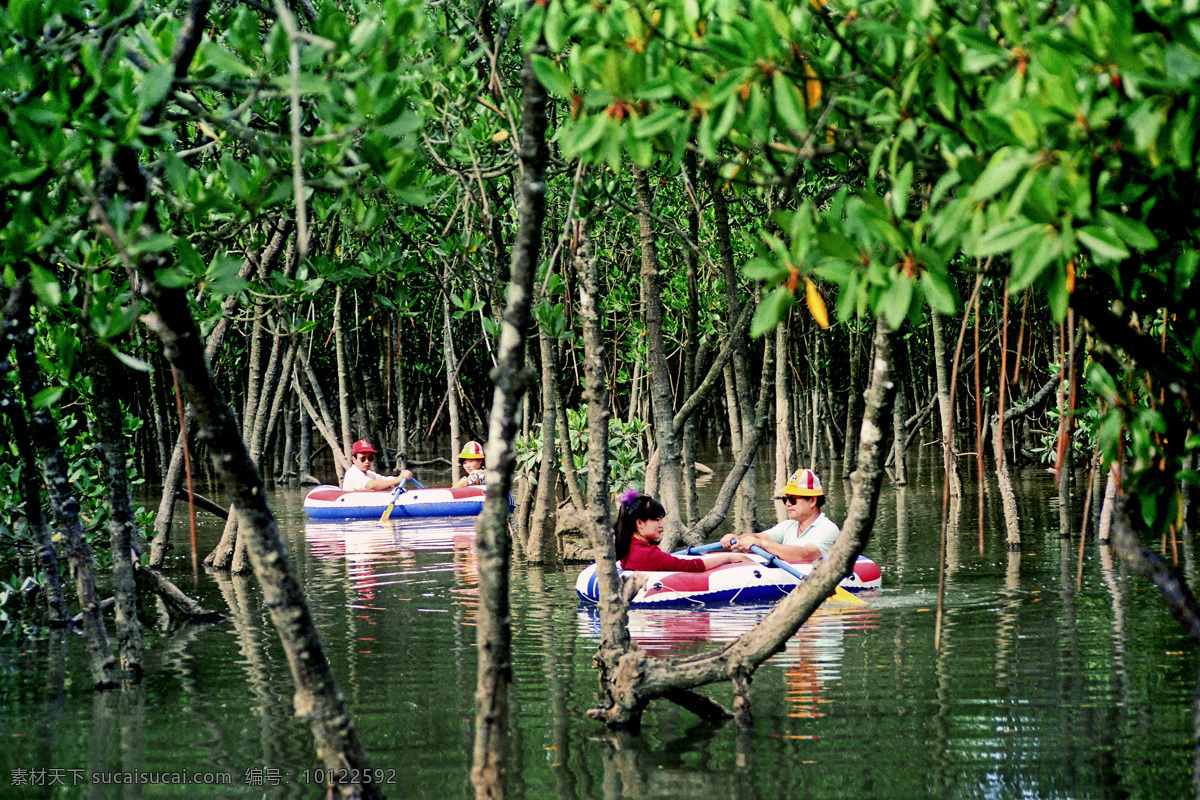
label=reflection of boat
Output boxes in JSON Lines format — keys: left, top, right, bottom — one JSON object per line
{"left": 576, "top": 602, "right": 876, "bottom": 667}
{"left": 305, "top": 517, "right": 480, "bottom": 556}
{"left": 575, "top": 555, "right": 881, "bottom": 607}
{"left": 304, "top": 518, "right": 480, "bottom": 602}
{"left": 304, "top": 485, "right": 493, "bottom": 519}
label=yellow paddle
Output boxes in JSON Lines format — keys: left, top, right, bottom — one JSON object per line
{"left": 380, "top": 477, "right": 409, "bottom": 522}
{"left": 743, "top": 543, "right": 867, "bottom": 606}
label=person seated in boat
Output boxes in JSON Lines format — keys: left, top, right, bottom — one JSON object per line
{"left": 616, "top": 490, "right": 752, "bottom": 572}
{"left": 719, "top": 468, "right": 839, "bottom": 562}
{"left": 452, "top": 440, "right": 486, "bottom": 488}
{"left": 342, "top": 439, "right": 412, "bottom": 492}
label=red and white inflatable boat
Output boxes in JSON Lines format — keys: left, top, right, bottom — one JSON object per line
{"left": 303, "top": 484, "right": 489, "bottom": 520}
{"left": 575, "top": 554, "right": 881, "bottom": 607}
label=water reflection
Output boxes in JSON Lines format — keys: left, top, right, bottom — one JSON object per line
{"left": 304, "top": 517, "right": 480, "bottom": 607}
{"left": 4, "top": 463, "right": 1199, "bottom": 800}
{"left": 576, "top": 602, "right": 880, "bottom": 722}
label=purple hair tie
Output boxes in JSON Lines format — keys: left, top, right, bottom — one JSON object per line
{"left": 618, "top": 488, "right": 640, "bottom": 506}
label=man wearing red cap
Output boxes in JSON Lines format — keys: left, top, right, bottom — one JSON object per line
{"left": 342, "top": 439, "right": 412, "bottom": 492}
{"left": 719, "top": 468, "right": 840, "bottom": 562}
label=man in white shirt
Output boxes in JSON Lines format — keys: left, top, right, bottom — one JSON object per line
{"left": 720, "top": 469, "right": 839, "bottom": 562}
{"left": 341, "top": 440, "right": 411, "bottom": 491}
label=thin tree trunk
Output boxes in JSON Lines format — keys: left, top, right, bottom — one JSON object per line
{"left": 723, "top": 362, "right": 742, "bottom": 449}
{"left": 298, "top": 398, "right": 313, "bottom": 483}
{"left": 818, "top": 330, "right": 840, "bottom": 460}
{"left": 575, "top": 226, "right": 609, "bottom": 516}
{"left": 0, "top": 276, "right": 68, "bottom": 625}
{"left": 681, "top": 154, "right": 701, "bottom": 526}
{"left": 626, "top": 360, "right": 641, "bottom": 425}
{"left": 136, "top": 264, "right": 381, "bottom": 799}
{"left": 295, "top": 346, "right": 352, "bottom": 477}
{"left": 394, "top": 316, "right": 411, "bottom": 461}
{"left": 88, "top": 343, "right": 145, "bottom": 685}
{"left": 685, "top": 335, "right": 776, "bottom": 545}
{"left": 553, "top": 351, "right": 586, "bottom": 511}
{"left": 992, "top": 369, "right": 1065, "bottom": 546}
{"left": 712, "top": 180, "right": 756, "bottom": 531}
{"left": 775, "top": 323, "right": 792, "bottom": 521}
{"left": 471, "top": 27, "right": 549, "bottom": 798}
{"left": 258, "top": 339, "right": 299, "bottom": 476}
{"left": 842, "top": 325, "right": 863, "bottom": 475}
{"left": 891, "top": 333, "right": 910, "bottom": 486}
{"left": 13, "top": 275, "right": 117, "bottom": 689}
{"left": 670, "top": 302, "right": 753, "bottom": 438}
{"left": 210, "top": 313, "right": 278, "bottom": 570}
{"left": 149, "top": 221, "right": 286, "bottom": 566}
{"left": 147, "top": 347, "right": 171, "bottom": 480}
{"left": 528, "top": 328, "right": 558, "bottom": 564}
{"left": 443, "top": 275, "right": 463, "bottom": 483}
{"left": 633, "top": 165, "right": 683, "bottom": 544}
{"left": 334, "top": 286, "right": 353, "bottom": 455}
{"left": 930, "top": 309, "right": 963, "bottom": 498}
{"left": 233, "top": 332, "right": 295, "bottom": 574}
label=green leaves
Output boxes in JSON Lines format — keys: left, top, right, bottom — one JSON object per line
{"left": 137, "top": 62, "right": 175, "bottom": 112}
{"left": 965, "top": 148, "right": 1034, "bottom": 205}
{"left": 29, "top": 265, "right": 62, "bottom": 308}
{"left": 531, "top": 55, "right": 573, "bottom": 100}
{"left": 451, "top": 289, "right": 484, "bottom": 321}
{"left": 1076, "top": 226, "right": 1130, "bottom": 263}
{"left": 750, "top": 285, "right": 795, "bottom": 338}
{"left": 533, "top": 300, "right": 573, "bottom": 341}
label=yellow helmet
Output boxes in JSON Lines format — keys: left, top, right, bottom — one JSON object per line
{"left": 458, "top": 441, "right": 484, "bottom": 460}
{"left": 781, "top": 468, "right": 823, "bottom": 497}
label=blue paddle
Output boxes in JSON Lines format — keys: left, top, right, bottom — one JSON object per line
{"left": 734, "top": 540, "right": 866, "bottom": 605}
{"left": 406, "top": 476, "right": 427, "bottom": 490}
{"left": 672, "top": 542, "right": 725, "bottom": 556}
{"left": 380, "top": 477, "right": 409, "bottom": 522}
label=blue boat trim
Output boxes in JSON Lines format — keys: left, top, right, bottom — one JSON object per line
{"left": 575, "top": 555, "right": 881, "bottom": 607}
{"left": 303, "top": 484, "right": 513, "bottom": 520}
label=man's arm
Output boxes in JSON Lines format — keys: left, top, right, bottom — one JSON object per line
{"left": 733, "top": 536, "right": 822, "bottom": 562}
{"left": 365, "top": 468, "right": 412, "bottom": 491}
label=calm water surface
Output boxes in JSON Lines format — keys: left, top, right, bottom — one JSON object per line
{"left": 1, "top": 450, "right": 1196, "bottom": 799}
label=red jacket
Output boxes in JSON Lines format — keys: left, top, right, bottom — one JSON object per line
{"left": 620, "top": 538, "right": 706, "bottom": 573}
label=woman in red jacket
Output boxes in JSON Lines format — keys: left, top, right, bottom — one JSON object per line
{"left": 615, "top": 491, "right": 751, "bottom": 572}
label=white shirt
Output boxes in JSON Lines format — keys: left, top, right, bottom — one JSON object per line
{"left": 342, "top": 464, "right": 382, "bottom": 491}
{"left": 761, "top": 512, "right": 840, "bottom": 557}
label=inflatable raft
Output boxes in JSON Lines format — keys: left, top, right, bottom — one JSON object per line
{"left": 575, "top": 554, "right": 881, "bottom": 607}
{"left": 304, "top": 484, "right": 492, "bottom": 520}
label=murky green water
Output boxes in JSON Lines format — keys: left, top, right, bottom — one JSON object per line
{"left": 2, "top": 451, "right": 1196, "bottom": 799}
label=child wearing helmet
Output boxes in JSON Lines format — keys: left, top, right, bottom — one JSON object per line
{"left": 452, "top": 441, "right": 486, "bottom": 488}
{"left": 343, "top": 439, "right": 412, "bottom": 492}
{"left": 719, "top": 469, "right": 840, "bottom": 562}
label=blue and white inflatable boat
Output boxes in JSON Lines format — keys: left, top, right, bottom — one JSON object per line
{"left": 575, "top": 554, "right": 881, "bottom": 607}
{"left": 303, "top": 484, "right": 489, "bottom": 520}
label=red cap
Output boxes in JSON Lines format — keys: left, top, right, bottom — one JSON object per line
{"left": 351, "top": 439, "right": 377, "bottom": 456}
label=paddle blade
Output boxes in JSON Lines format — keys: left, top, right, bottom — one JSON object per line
{"left": 380, "top": 478, "right": 408, "bottom": 521}
{"left": 830, "top": 584, "right": 867, "bottom": 605}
